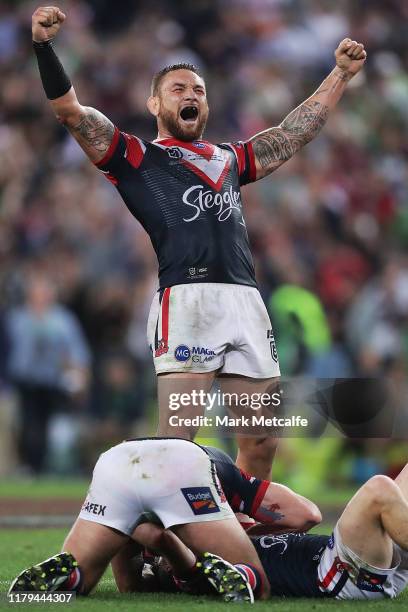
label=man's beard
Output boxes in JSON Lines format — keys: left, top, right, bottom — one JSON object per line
{"left": 159, "top": 106, "right": 208, "bottom": 142}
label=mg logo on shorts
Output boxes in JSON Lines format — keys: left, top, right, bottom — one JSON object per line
{"left": 175, "top": 345, "right": 191, "bottom": 361}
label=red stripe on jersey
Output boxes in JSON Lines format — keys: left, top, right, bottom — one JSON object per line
{"left": 182, "top": 156, "right": 231, "bottom": 191}
{"left": 231, "top": 143, "right": 246, "bottom": 176}
{"left": 230, "top": 493, "right": 242, "bottom": 512}
{"left": 318, "top": 557, "right": 342, "bottom": 589}
{"left": 246, "top": 140, "right": 257, "bottom": 182}
{"left": 95, "top": 127, "right": 120, "bottom": 167}
{"left": 161, "top": 288, "right": 171, "bottom": 345}
{"left": 124, "top": 134, "right": 145, "bottom": 169}
{"left": 250, "top": 480, "right": 270, "bottom": 517}
{"left": 105, "top": 173, "right": 118, "bottom": 186}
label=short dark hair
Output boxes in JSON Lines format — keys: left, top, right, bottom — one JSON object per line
{"left": 151, "top": 63, "right": 202, "bottom": 96}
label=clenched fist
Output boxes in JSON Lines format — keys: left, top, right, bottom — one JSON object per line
{"left": 335, "top": 38, "right": 367, "bottom": 77}
{"left": 32, "top": 6, "right": 66, "bottom": 43}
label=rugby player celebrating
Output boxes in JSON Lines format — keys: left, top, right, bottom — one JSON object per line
{"left": 31, "top": 6, "right": 366, "bottom": 478}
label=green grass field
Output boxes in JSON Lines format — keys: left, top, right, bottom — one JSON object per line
{"left": 1, "top": 476, "right": 407, "bottom": 610}
{"left": 0, "top": 529, "right": 407, "bottom": 611}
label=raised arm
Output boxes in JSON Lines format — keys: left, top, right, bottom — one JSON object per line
{"left": 250, "top": 38, "right": 367, "bottom": 180}
{"left": 32, "top": 6, "right": 114, "bottom": 164}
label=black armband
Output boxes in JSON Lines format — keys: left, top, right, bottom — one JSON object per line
{"left": 33, "top": 39, "right": 72, "bottom": 100}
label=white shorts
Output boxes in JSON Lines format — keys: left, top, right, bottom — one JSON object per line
{"left": 147, "top": 283, "right": 280, "bottom": 378}
{"left": 78, "top": 438, "right": 233, "bottom": 535}
{"left": 318, "top": 525, "right": 408, "bottom": 599}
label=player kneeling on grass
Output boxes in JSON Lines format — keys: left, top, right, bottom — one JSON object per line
{"left": 109, "top": 444, "right": 322, "bottom": 595}
{"left": 9, "top": 438, "right": 272, "bottom": 602}
{"left": 118, "top": 464, "right": 408, "bottom": 600}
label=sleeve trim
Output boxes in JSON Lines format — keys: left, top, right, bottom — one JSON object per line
{"left": 246, "top": 140, "right": 257, "bottom": 183}
{"left": 95, "top": 126, "right": 120, "bottom": 168}
{"left": 250, "top": 480, "right": 270, "bottom": 517}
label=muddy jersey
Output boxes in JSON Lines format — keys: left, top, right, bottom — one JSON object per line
{"left": 95, "top": 130, "right": 257, "bottom": 289}
{"left": 253, "top": 533, "right": 330, "bottom": 598}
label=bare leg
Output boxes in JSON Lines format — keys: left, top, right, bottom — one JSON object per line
{"left": 394, "top": 463, "right": 408, "bottom": 499}
{"left": 157, "top": 371, "right": 216, "bottom": 438}
{"left": 338, "top": 475, "right": 408, "bottom": 569}
{"left": 220, "top": 375, "right": 280, "bottom": 479}
{"left": 63, "top": 519, "right": 128, "bottom": 594}
{"left": 111, "top": 541, "right": 143, "bottom": 593}
{"left": 134, "top": 523, "right": 196, "bottom": 577}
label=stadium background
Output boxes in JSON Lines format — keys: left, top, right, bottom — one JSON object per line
{"left": 0, "top": 0, "right": 407, "bottom": 590}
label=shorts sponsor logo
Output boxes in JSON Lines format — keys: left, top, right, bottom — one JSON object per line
{"left": 181, "top": 487, "right": 220, "bottom": 515}
{"left": 192, "top": 346, "right": 216, "bottom": 364}
{"left": 155, "top": 339, "right": 169, "bottom": 357}
{"left": 175, "top": 345, "right": 191, "bottom": 361}
{"left": 356, "top": 568, "right": 386, "bottom": 592}
{"left": 82, "top": 501, "right": 107, "bottom": 516}
{"left": 174, "top": 345, "right": 215, "bottom": 363}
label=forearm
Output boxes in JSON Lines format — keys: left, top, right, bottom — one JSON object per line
{"left": 280, "top": 65, "right": 350, "bottom": 144}
{"left": 33, "top": 41, "right": 114, "bottom": 161}
{"left": 253, "top": 483, "right": 322, "bottom": 532}
{"left": 251, "top": 66, "right": 350, "bottom": 177}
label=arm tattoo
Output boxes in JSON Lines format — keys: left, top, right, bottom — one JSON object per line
{"left": 253, "top": 100, "right": 329, "bottom": 170}
{"left": 257, "top": 503, "right": 285, "bottom": 522}
{"left": 71, "top": 108, "right": 114, "bottom": 154}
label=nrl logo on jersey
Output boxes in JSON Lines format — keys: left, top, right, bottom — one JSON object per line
{"left": 166, "top": 147, "right": 183, "bottom": 159}
{"left": 182, "top": 184, "right": 245, "bottom": 225}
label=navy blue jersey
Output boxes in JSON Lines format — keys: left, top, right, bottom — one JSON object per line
{"left": 95, "top": 131, "right": 257, "bottom": 289}
{"left": 204, "top": 446, "right": 269, "bottom": 516}
{"left": 253, "top": 533, "right": 329, "bottom": 598}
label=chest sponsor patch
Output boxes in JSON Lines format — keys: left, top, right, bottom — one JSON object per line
{"left": 181, "top": 487, "right": 220, "bottom": 515}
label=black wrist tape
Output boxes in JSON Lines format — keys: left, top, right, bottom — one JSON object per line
{"left": 33, "top": 40, "right": 72, "bottom": 100}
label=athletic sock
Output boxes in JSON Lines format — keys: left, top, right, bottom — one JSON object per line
{"left": 234, "top": 563, "right": 262, "bottom": 597}
{"left": 65, "top": 567, "right": 82, "bottom": 591}
{"left": 173, "top": 559, "right": 199, "bottom": 582}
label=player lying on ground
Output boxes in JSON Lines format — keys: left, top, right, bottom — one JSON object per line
{"left": 31, "top": 6, "right": 366, "bottom": 480}
{"left": 110, "top": 444, "right": 321, "bottom": 592}
{"left": 9, "top": 439, "right": 270, "bottom": 602}
{"left": 115, "top": 466, "right": 408, "bottom": 600}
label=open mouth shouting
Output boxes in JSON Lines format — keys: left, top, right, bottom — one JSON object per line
{"left": 180, "top": 105, "right": 199, "bottom": 123}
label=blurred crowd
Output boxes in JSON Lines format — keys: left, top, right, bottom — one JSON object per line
{"left": 0, "top": 0, "right": 407, "bottom": 480}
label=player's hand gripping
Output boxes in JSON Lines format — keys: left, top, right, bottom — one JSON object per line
{"left": 335, "top": 38, "right": 367, "bottom": 78}
{"left": 32, "top": 6, "right": 66, "bottom": 43}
